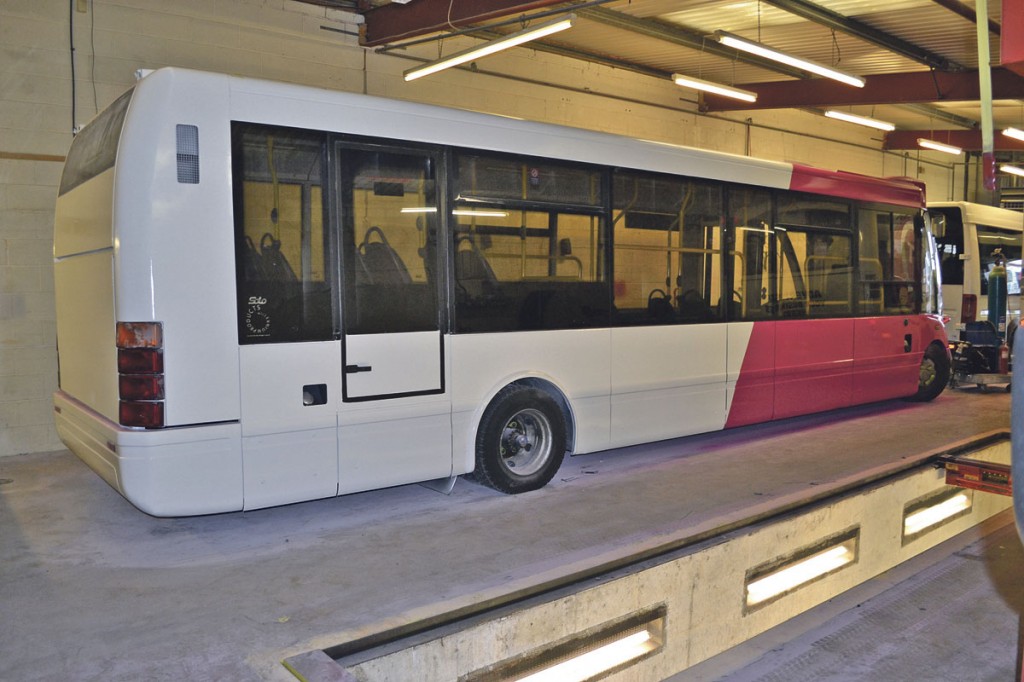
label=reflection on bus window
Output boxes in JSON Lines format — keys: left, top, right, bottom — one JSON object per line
{"left": 776, "top": 194, "right": 853, "bottom": 318}
{"left": 730, "top": 188, "right": 773, "bottom": 320}
{"left": 233, "top": 124, "right": 333, "bottom": 344}
{"left": 452, "top": 152, "right": 609, "bottom": 333}
{"left": 858, "top": 209, "right": 917, "bottom": 315}
{"left": 611, "top": 171, "right": 723, "bottom": 326}
{"left": 339, "top": 147, "right": 440, "bottom": 335}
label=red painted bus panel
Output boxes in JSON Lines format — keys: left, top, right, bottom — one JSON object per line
{"left": 773, "top": 318, "right": 855, "bottom": 419}
{"left": 726, "top": 322, "right": 775, "bottom": 428}
{"left": 789, "top": 164, "right": 924, "bottom": 208}
{"left": 851, "top": 316, "right": 920, "bottom": 403}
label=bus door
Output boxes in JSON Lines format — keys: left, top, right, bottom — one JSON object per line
{"left": 234, "top": 125, "right": 340, "bottom": 511}
{"left": 335, "top": 143, "right": 452, "bottom": 494}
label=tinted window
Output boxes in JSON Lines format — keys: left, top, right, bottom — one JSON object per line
{"left": 858, "top": 209, "right": 918, "bottom": 315}
{"left": 233, "top": 124, "right": 333, "bottom": 344}
{"left": 456, "top": 153, "right": 603, "bottom": 207}
{"left": 930, "top": 207, "right": 964, "bottom": 286}
{"left": 776, "top": 194, "right": 853, "bottom": 318}
{"left": 729, "top": 187, "right": 773, "bottom": 320}
{"left": 977, "top": 226, "right": 1022, "bottom": 295}
{"left": 612, "top": 171, "right": 723, "bottom": 325}
{"left": 339, "top": 146, "right": 440, "bottom": 335}
{"left": 452, "top": 152, "right": 609, "bottom": 333}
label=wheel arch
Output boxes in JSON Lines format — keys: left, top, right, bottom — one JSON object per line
{"left": 468, "top": 374, "right": 577, "bottom": 460}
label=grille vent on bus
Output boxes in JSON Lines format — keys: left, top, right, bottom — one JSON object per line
{"left": 176, "top": 124, "right": 199, "bottom": 184}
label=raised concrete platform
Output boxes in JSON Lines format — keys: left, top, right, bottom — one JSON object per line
{"left": 0, "top": 388, "right": 1013, "bottom": 680}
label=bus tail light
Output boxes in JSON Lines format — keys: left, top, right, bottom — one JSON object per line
{"left": 116, "top": 322, "right": 165, "bottom": 429}
{"left": 119, "top": 401, "right": 165, "bottom": 429}
{"left": 119, "top": 374, "right": 165, "bottom": 401}
{"left": 118, "top": 347, "right": 163, "bottom": 373}
{"left": 961, "top": 294, "right": 977, "bottom": 323}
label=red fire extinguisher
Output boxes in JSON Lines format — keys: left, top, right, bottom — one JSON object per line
{"left": 999, "top": 342, "right": 1010, "bottom": 374}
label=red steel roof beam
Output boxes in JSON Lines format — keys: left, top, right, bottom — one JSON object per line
{"left": 1003, "top": 0, "right": 1024, "bottom": 77}
{"left": 883, "top": 130, "right": 1024, "bottom": 151}
{"left": 702, "top": 68, "right": 1024, "bottom": 111}
{"left": 361, "top": 0, "right": 573, "bottom": 46}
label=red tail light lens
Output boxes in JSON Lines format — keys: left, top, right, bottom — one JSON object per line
{"left": 116, "top": 321, "right": 165, "bottom": 428}
{"left": 118, "top": 348, "right": 164, "bottom": 374}
{"left": 119, "top": 400, "right": 164, "bottom": 429}
{"left": 119, "top": 374, "right": 165, "bottom": 401}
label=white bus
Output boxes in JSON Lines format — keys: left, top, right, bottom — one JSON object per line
{"left": 929, "top": 201, "right": 1023, "bottom": 341}
{"left": 54, "top": 68, "right": 949, "bottom": 516}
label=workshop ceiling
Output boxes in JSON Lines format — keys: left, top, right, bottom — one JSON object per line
{"left": 302, "top": 0, "right": 1024, "bottom": 152}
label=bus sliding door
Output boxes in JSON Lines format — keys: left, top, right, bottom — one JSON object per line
{"left": 336, "top": 143, "right": 452, "bottom": 494}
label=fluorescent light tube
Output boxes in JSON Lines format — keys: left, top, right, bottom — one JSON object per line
{"left": 824, "top": 109, "right": 895, "bottom": 131}
{"left": 400, "top": 206, "right": 437, "bottom": 214}
{"left": 404, "top": 15, "right": 575, "bottom": 82}
{"left": 453, "top": 209, "right": 509, "bottom": 217}
{"left": 746, "top": 540, "right": 857, "bottom": 608}
{"left": 903, "top": 492, "right": 971, "bottom": 536}
{"left": 1003, "top": 127, "right": 1024, "bottom": 142}
{"left": 917, "top": 138, "right": 962, "bottom": 155}
{"left": 1001, "top": 165, "right": 1024, "bottom": 177}
{"left": 672, "top": 73, "right": 757, "bottom": 102}
{"left": 715, "top": 30, "right": 865, "bottom": 88}
{"left": 516, "top": 630, "right": 656, "bottom": 682}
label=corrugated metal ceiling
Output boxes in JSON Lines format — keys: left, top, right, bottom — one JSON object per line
{"left": 303, "top": 0, "right": 1024, "bottom": 152}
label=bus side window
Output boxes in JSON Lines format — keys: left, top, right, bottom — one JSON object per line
{"left": 728, "top": 187, "right": 773, "bottom": 320}
{"left": 339, "top": 148, "right": 440, "bottom": 336}
{"left": 452, "top": 152, "right": 609, "bottom": 333}
{"left": 773, "top": 193, "right": 853, "bottom": 319}
{"left": 857, "top": 209, "right": 917, "bottom": 315}
{"left": 232, "top": 124, "right": 333, "bottom": 344}
{"left": 611, "top": 170, "right": 723, "bottom": 326}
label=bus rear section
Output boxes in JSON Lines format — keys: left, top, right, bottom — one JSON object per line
{"left": 930, "top": 202, "right": 1023, "bottom": 342}
{"left": 53, "top": 70, "right": 245, "bottom": 516}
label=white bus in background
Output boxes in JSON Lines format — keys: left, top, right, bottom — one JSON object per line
{"left": 929, "top": 201, "right": 1024, "bottom": 341}
{"left": 53, "top": 68, "right": 948, "bottom": 516}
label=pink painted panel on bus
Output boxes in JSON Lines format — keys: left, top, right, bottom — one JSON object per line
{"left": 725, "top": 322, "right": 774, "bottom": 428}
{"left": 773, "top": 318, "right": 855, "bottom": 419}
{"left": 851, "top": 316, "right": 920, "bottom": 403}
{"left": 789, "top": 164, "right": 925, "bottom": 208}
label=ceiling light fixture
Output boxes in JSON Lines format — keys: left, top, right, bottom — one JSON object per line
{"left": 917, "top": 138, "right": 963, "bottom": 155}
{"left": 404, "top": 14, "right": 575, "bottom": 82}
{"left": 1002, "top": 127, "right": 1024, "bottom": 142}
{"left": 824, "top": 110, "right": 895, "bottom": 131}
{"left": 715, "top": 30, "right": 865, "bottom": 88}
{"left": 1000, "top": 164, "right": 1024, "bottom": 177}
{"left": 672, "top": 73, "right": 757, "bottom": 102}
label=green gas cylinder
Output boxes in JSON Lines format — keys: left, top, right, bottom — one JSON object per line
{"left": 989, "top": 248, "right": 1008, "bottom": 336}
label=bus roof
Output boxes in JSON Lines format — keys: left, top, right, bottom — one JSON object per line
{"left": 928, "top": 201, "right": 1024, "bottom": 231}
{"left": 124, "top": 68, "right": 925, "bottom": 209}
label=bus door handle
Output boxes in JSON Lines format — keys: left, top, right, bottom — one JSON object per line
{"left": 345, "top": 364, "right": 373, "bottom": 374}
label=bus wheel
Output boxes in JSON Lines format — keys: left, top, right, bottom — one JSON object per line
{"left": 909, "top": 343, "right": 950, "bottom": 402}
{"left": 473, "top": 385, "right": 566, "bottom": 494}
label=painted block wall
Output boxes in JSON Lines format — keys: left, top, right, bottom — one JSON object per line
{"left": 1, "top": 0, "right": 958, "bottom": 457}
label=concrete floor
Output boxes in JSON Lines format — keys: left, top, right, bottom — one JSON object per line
{"left": 0, "top": 388, "right": 1013, "bottom": 681}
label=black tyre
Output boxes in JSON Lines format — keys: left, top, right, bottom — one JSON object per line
{"left": 472, "top": 384, "right": 566, "bottom": 494}
{"left": 908, "top": 342, "right": 950, "bottom": 402}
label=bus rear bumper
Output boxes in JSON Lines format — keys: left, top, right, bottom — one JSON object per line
{"left": 53, "top": 391, "right": 244, "bottom": 517}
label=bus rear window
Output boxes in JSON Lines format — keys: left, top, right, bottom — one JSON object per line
{"left": 59, "top": 88, "right": 134, "bottom": 196}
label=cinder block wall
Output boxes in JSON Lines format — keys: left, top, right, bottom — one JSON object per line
{"left": 0, "top": 0, "right": 957, "bottom": 458}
